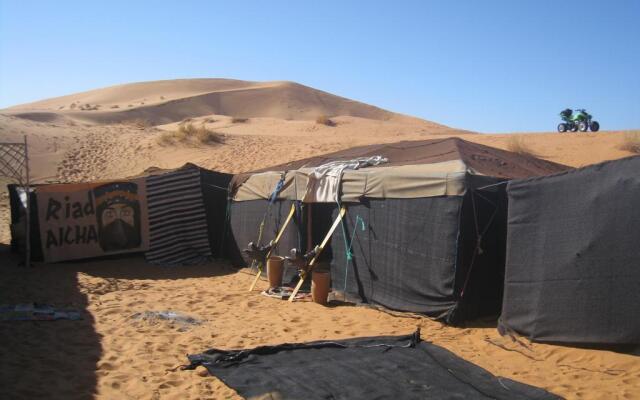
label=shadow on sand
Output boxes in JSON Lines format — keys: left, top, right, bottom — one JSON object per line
{"left": 0, "top": 246, "right": 237, "bottom": 400}
{"left": 0, "top": 245, "right": 100, "bottom": 400}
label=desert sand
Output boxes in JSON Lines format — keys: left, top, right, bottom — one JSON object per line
{"left": 1, "top": 79, "right": 638, "bottom": 399}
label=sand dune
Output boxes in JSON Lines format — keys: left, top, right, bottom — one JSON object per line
{"left": 5, "top": 79, "right": 438, "bottom": 127}
{"left": 1, "top": 79, "right": 639, "bottom": 399}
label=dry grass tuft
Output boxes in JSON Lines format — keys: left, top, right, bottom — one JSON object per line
{"left": 507, "top": 136, "right": 538, "bottom": 157}
{"left": 195, "top": 128, "right": 225, "bottom": 144}
{"left": 158, "top": 123, "right": 225, "bottom": 146}
{"left": 157, "top": 131, "right": 176, "bottom": 146}
{"left": 126, "top": 119, "right": 153, "bottom": 130}
{"left": 79, "top": 103, "right": 100, "bottom": 111}
{"left": 619, "top": 132, "right": 640, "bottom": 154}
{"left": 315, "top": 115, "right": 336, "bottom": 127}
{"left": 231, "top": 117, "right": 249, "bottom": 123}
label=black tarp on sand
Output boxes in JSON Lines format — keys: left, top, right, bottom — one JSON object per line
{"left": 500, "top": 156, "right": 640, "bottom": 345}
{"left": 186, "top": 331, "right": 560, "bottom": 400}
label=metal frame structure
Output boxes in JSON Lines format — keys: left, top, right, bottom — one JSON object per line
{"left": 0, "top": 136, "right": 31, "bottom": 266}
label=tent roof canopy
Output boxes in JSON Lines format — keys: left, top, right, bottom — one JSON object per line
{"left": 232, "top": 138, "right": 571, "bottom": 202}
{"left": 250, "top": 137, "right": 568, "bottom": 179}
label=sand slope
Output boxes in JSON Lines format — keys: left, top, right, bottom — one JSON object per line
{"left": 1, "top": 79, "right": 639, "bottom": 399}
{"left": 5, "top": 79, "right": 445, "bottom": 127}
{"left": 0, "top": 257, "right": 638, "bottom": 400}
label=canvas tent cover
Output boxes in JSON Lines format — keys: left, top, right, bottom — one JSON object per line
{"left": 228, "top": 138, "right": 570, "bottom": 319}
{"left": 231, "top": 138, "right": 569, "bottom": 202}
{"left": 500, "top": 155, "right": 640, "bottom": 345}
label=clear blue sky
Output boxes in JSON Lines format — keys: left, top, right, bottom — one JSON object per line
{"left": 1, "top": 0, "right": 638, "bottom": 133}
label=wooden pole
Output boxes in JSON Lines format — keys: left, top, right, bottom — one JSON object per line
{"left": 24, "top": 135, "right": 31, "bottom": 268}
{"left": 288, "top": 206, "right": 346, "bottom": 302}
{"left": 248, "top": 203, "right": 296, "bottom": 291}
{"left": 306, "top": 203, "right": 312, "bottom": 252}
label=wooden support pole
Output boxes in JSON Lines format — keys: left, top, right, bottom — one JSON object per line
{"left": 24, "top": 135, "right": 31, "bottom": 268}
{"left": 288, "top": 206, "right": 346, "bottom": 302}
{"left": 248, "top": 203, "right": 296, "bottom": 291}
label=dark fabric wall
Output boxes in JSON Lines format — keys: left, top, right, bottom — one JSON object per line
{"left": 7, "top": 184, "right": 43, "bottom": 261}
{"left": 501, "top": 156, "right": 640, "bottom": 344}
{"left": 454, "top": 182, "right": 508, "bottom": 321}
{"left": 330, "top": 197, "right": 463, "bottom": 316}
{"left": 199, "top": 169, "right": 233, "bottom": 258}
{"left": 228, "top": 199, "right": 302, "bottom": 268}
{"left": 145, "top": 167, "right": 212, "bottom": 266}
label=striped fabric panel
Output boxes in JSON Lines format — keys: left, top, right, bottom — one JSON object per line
{"left": 145, "top": 168, "right": 212, "bottom": 266}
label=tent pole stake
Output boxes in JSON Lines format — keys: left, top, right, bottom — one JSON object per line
{"left": 289, "top": 206, "right": 346, "bottom": 302}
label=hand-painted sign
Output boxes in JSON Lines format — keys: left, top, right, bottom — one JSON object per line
{"left": 36, "top": 179, "right": 149, "bottom": 262}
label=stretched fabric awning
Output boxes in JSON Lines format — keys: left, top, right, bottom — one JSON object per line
{"left": 233, "top": 160, "right": 469, "bottom": 202}
{"left": 231, "top": 138, "right": 570, "bottom": 203}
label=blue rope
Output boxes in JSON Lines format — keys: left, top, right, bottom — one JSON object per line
{"left": 346, "top": 215, "right": 365, "bottom": 261}
{"left": 342, "top": 214, "right": 365, "bottom": 293}
{"left": 269, "top": 174, "right": 285, "bottom": 204}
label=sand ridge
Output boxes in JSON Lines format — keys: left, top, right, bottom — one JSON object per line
{"left": 1, "top": 79, "right": 639, "bottom": 399}
{"left": 4, "top": 79, "right": 432, "bottom": 127}
{"left": 0, "top": 258, "right": 638, "bottom": 399}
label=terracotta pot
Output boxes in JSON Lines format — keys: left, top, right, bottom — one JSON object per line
{"left": 266, "top": 256, "right": 285, "bottom": 288}
{"left": 311, "top": 271, "right": 331, "bottom": 306}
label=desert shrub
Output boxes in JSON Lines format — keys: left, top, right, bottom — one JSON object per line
{"left": 315, "top": 115, "right": 335, "bottom": 126}
{"left": 157, "top": 131, "right": 176, "bottom": 145}
{"left": 158, "top": 123, "right": 224, "bottom": 146}
{"left": 231, "top": 117, "right": 248, "bottom": 123}
{"left": 507, "top": 136, "right": 537, "bottom": 157}
{"left": 619, "top": 132, "right": 640, "bottom": 154}
{"left": 177, "top": 122, "right": 196, "bottom": 136}
{"left": 110, "top": 105, "right": 120, "bottom": 109}
{"left": 79, "top": 103, "right": 100, "bottom": 111}
{"left": 127, "top": 118, "right": 152, "bottom": 129}
{"left": 195, "top": 128, "right": 225, "bottom": 144}
{"left": 204, "top": 118, "right": 217, "bottom": 124}
{"left": 69, "top": 103, "right": 77, "bottom": 109}
{"left": 160, "top": 96, "right": 165, "bottom": 100}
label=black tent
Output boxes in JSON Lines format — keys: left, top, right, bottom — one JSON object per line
{"left": 6, "top": 163, "right": 232, "bottom": 264}
{"left": 142, "top": 164, "right": 233, "bottom": 263}
{"left": 500, "top": 155, "right": 640, "bottom": 345}
{"left": 229, "top": 138, "right": 569, "bottom": 322}
{"left": 6, "top": 184, "right": 42, "bottom": 260}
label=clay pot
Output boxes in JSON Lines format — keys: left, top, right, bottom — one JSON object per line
{"left": 311, "top": 271, "right": 331, "bottom": 306}
{"left": 266, "top": 256, "right": 285, "bottom": 288}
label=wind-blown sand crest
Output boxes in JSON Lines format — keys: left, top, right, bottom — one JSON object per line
{"left": 1, "top": 79, "right": 639, "bottom": 399}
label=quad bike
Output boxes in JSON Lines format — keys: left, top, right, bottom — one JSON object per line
{"left": 558, "top": 108, "right": 600, "bottom": 132}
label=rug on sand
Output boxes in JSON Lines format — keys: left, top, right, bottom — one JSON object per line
{"left": 185, "top": 330, "right": 560, "bottom": 400}
{"left": 0, "top": 303, "right": 82, "bottom": 321}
